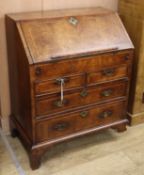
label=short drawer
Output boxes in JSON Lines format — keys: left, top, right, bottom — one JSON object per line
{"left": 35, "top": 80, "right": 128, "bottom": 116}
{"left": 33, "top": 51, "right": 133, "bottom": 81}
{"left": 35, "top": 100, "right": 126, "bottom": 142}
{"left": 88, "top": 65, "right": 128, "bottom": 85}
{"left": 34, "top": 73, "right": 85, "bottom": 95}
{"left": 34, "top": 65, "right": 129, "bottom": 96}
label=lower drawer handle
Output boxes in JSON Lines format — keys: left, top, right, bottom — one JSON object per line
{"left": 102, "top": 68, "right": 115, "bottom": 76}
{"left": 80, "top": 111, "right": 89, "bottom": 118}
{"left": 98, "top": 110, "right": 113, "bottom": 119}
{"left": 101, "top": 89, "right": 113, "bottom": 97}
{"left": 54, "top": 99, "right": 68, "bottom": 107}
{"left": 53, "top": 122, "right": 69, "bottom": 131}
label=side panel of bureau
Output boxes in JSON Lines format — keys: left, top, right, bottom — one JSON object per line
{"left": 6, "top": 17, "right": 33, "bottom": 141}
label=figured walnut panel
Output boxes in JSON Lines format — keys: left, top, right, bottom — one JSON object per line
{"left": 20, "top": 13, "right": 133, "bottom": 63}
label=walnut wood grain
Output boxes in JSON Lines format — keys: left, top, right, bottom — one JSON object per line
{"left": 20, "top": 14, "right": 133, "bottom": 63}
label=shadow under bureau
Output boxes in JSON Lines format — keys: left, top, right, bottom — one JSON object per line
{"left": 6, "top": 7, "right": 134, "bottom": 169}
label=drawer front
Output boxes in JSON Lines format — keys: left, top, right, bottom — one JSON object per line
{"left": 36, "top": 115, "right": 76, "bottom": 142}
{"left": 35, "top": 100, "right": 126, "bottom": 142}
{"left": 35, "top": 80, "right": 127, "bottom": 116}
{"left": 88, "top": 65, "right": 128, "bottom": 85}
{"left": 33, "top": 51, "right": 132, "bottom": 81}
{"left": 34, "top": 73, "right": 85, "bottom": 95}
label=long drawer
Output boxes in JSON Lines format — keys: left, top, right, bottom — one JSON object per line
{"left": 35, "top": 100, "right": 126, "bottom": 143}
{"left": 35, "top": 80, "right": 128, "bottom": 116}
{"left": 33, "top": 51, "right": 133, "bottom": 81}
{"left": 34, "top": 64, "right": 129, "bottom": 95}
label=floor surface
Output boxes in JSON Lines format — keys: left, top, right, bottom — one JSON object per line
{"left": 1, "top": 124, "right": 144, "bottom": 175}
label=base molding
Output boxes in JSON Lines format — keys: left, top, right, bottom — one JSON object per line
{"left": 11, "top": 116, "right": 128, "bottom": 170}
{"left": 127, "top": 112, "right": 144, "bottom": 125}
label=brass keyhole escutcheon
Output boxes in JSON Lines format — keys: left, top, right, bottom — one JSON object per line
{"left": 69, "top": 17, "right": 79, "bottom": 26}
{"left": 80, "top": 111, "right": 89, "bottom": 118}
{"left": 80, "top": 90, "right": 88, "bottom": 98}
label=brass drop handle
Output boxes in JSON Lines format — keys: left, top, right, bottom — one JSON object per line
{"left": 80, "top": 111, "right": 89, "bottom": 118}
{"left": 101, "top": 89, "right": 113, "bottom": 97}
{"left": 80, "top": 90, "right": 88, "bottom": 98}
{"left": 54, "top": 78, "right": 66, "bottom": 103}
{"left": 102, "top": 68, "right": 115, "bottom": 76}
{"left": 98, "top": 110, "right": 113, "bottom": 119}
{"left": 53, "top": 122, "right": 69, "bottom": 131}
{"left": 54, "top": 99, "right": 69, "bottom": 108}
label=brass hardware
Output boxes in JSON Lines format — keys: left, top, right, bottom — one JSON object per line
{"left": 54, "top": 78, "right": 68, "bottom": 102}
{"left": 69, "top": 17, "right": 78, "bottom": 26}
{"left": 80, "top": 90, "right": 88, "bottom": 98}
{"left": 54, "top": 77, "right": 69, "bottom": 85}
{"left": 54, "top": 99, "right": 68, "bottom": 107}
{"left": 101, "top": 89, "right": 113, "bottom": 97}
{"left": 98, "top": 110, "right": 113, "bottom": 119}
{"left": 80, "top": 111, "right": 89, "bottom": 118}
{"left": 53, "top": 122, "right": 69, "bottom": 131}
{"left": 35, "top": 67, "right": 42, "bottom": 76}
{"left": 102, "top": 68, "right": 115, "bottom": 76}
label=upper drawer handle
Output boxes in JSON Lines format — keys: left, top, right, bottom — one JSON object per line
{"left": 102, "top": 68, "right": 115, "bottom": 76}
{"left": 53, "top": 99, "right": 69, "bottom": 108}
{"left": 98, "top": 110, "right": 113, "bottom": 119}
{"left": 54, "top": 77, "right": 69, "bottom": 85}
{"left": 80, "top": 111, "right": 89, "bottom": 118}
{"left": 101, "top": 89, "right": 113, "bottom": 97}
{"left": 80, "top": 90, "right": 88, "bottom": 98}
{"left": 52, "top": 122, "right": 69, "bottom": 131}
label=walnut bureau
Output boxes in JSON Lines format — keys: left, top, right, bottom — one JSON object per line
{"left": 6, "top": 8, "right": 134, "bottom": 170}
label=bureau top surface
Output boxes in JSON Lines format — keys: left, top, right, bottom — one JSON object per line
{"left": 8, "top": 7, "right": 134, "bottom": 64}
